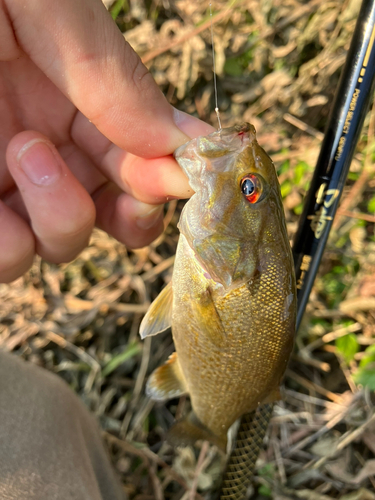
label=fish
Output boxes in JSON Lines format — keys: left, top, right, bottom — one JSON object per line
{"left": 140, "top": 123, "right": 296, "bottom": 451}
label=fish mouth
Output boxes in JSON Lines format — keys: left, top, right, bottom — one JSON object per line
{"left": 200, "top": 122, "right": 255, "bottom": 141}
{"left": 217, "top": 122, "right": 253, "bottom": 139}
{"left": 190, "top": 122, "right": 256, "bottom": 160}
{"left": 174, "top": 122, "right": 257, "bottom": 164}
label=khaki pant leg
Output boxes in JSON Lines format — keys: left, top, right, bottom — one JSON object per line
{"left": 0, "top": 351, "right": 126, "bottom": 500}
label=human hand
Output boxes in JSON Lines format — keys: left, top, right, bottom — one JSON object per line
{"left": 0, "top": 0, "right": 215, "bottom": 283}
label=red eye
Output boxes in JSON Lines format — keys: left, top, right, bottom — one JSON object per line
{"left": 240, "top": 174, "right": 262, "bottom": 203}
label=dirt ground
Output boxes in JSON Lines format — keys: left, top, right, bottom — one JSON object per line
{"left": 1, "top": 0, "right": 375, "bottom": 499}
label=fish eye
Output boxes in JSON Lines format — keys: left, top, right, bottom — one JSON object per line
{"left": 240, "top": 174, "right": 263, "bottom": 203}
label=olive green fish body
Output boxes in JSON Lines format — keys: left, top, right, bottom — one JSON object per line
{"left": 172, "top": 236, "right": 294, "bottom": 443}
{"left": 140, "top": 123, "right": 296, "bottom": 449}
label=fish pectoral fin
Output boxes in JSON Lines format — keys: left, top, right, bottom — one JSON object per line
{"left": 191, "top": 287, "right": 226, "bottom": 346}
{"left": 261, "top": 387, "right": 282, "bottom": 404}
{"left": 146, "top": 352, "right": 187, "bottom": 401}
{"left": 140, "top": 282, "right": 173, "bottom": 338}
{"left": 168, "top": 412, "right": 227, "bottom": 452}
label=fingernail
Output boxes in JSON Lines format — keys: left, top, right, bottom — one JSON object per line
{"left": 173, "top": 107, "right": 215, "bottom": 139}
{"left": 136, "top": 204, "right": 164, "bottom": 230}
{"left": 17, "top": 139, "right": 61, "bottom": 186}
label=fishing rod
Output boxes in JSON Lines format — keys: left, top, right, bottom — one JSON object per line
{"left": 292, "top": 0, "right": 375, "bottom": 329}
{"left": 219, "top": 0, "right": 375, "bottom": 498}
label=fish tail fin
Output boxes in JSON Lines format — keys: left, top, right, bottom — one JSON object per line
{"left": 168, "top": 412, "right": 227, "bottom": 452}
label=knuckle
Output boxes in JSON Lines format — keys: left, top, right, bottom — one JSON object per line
{"left": 36, "top": 195, "right": 96, "bottom": 240}
{"left": 35, "top": 206, "right": 96, "bottom": 263}
{"left": 0, "top": 208, "right": 35, "bottom": 282}
{"left": 0, "top": 2, "right": 22, "bottom": 61}
{"left": 58, "top": 207, "right": 95, "bottom": 239}
{"left": 125, "top": 220, "right": 164, "bottom": 250}
{"left": 127, "top": 53, "right": 153, "bottom": 93}
{"left": 0, "top": 246, "right": 34, "bottom": 284}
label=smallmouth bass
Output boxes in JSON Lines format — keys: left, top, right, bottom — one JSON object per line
{"left": 140, "top": 123, "right": 296, "bottom": 451}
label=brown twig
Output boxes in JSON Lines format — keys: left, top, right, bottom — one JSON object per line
{"left": 105, "top": 433, "right": 205, "bottom": 500}
{"left": 286, "top": 369, "right": 345, "bottom": 404}
{"left": 272, "top": 438, "right": 287, "bottom": 484}
{"left": 43, "top": 331, "right": 100, "bottom": 372}
{"left": 335, "top": 351, "right": 358, "bottom": 394}
{"left": 292, "top": 353, "right": 331, "bottom": 373}
{"left": 301, "top": 322, "right": 362, "bottom": 354}
{"left": 312, "top": 413, "right": 375, "bottom": 469}
{"left": 149, "top": 462, "right": 164, "bottom": 500}
{"left": 283, "top": 113, "right": 324, "bottom": 140}
{"left": 189, "top": 441, "right": 210, "bottom": 500}
{"left": 282, "top": 395, "right": 358, "bottom": 458}
{"left": 163, "top": 200, "right": 178, "bottom": 229}
{"left": 122, "top": 336, "right": 152, "bottom": 439}
{"left": 142, "top": 2, "right": 238, "bottom": 64}
{"left": 141, "top": 256, "right": 175, "bottom": 282}
{"left": 336, "top": 208, "right": 375, "bottom": 223}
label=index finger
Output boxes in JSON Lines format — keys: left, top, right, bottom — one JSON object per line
{"left": 5, "top": 0, "right": 202, "bottom": 157}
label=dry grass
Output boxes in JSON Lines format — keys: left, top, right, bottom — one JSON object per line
{"left": 1, "top": 0, "right": 375, "bottom": 499}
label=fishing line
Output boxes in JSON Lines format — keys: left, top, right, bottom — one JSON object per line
{"left": 209, "top": 2, "right": 222, "bottom": 130}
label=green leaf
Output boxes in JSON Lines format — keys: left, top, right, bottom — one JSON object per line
{"left": 354, "top": 366, "right": 375, "bottom": 390}
{"left": 281, "top": 180, "right": 291, "bottom": 198}
{"left": 368, "top": 196, "right": 375, "bottom": 213}
{"left": 332, "top": 265, "right": 345, "bottom": 274}
{"left": 294, "top": 161, "right": 310, "bottom": 185}
{"left": 348, "top": 172, "right": 360, "bottom": 181}
{"left": 110, "top": 0, "right": 127, "bottom": 20}
{"left": 294, "top": 203, "right": 304, "bottom": 215}
{"left": 258, "top": 463, "right": 275, "bottom": 478}
{"left": 335, "top": 333, "right": 359, "bottom": 363}
{"left": 224, "top": 58, "right": 243, "bottom": 77}
{"left": 277, "top": 159, "right": 290, "bottom": 175}
{"left": 359, "top": 344, "right": 375, "bottom": 369}
{"left": 102, "top": 342, "right": 141, "bottom": 377}
{"left": 258, "top": 484, "right": 272, "bottom": 497}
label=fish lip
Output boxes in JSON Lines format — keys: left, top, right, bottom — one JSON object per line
{"left": 174, "top": 122, "right": 257, "bottom": 160}
{"left": 219, "top": 122, "right": 253, "bottom": 138}
{"left": 207, "top": 122, "right": 255, "bottom": 140}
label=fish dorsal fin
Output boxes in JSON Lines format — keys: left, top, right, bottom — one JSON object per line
{"left": 146, "top": 352, "right": 187, "bottom": 401}
{"left": 139, "top": 282, "right": 173, "bottom": 339}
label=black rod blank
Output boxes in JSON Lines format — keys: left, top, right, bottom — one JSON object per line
{"left": 292, "top": 0, "right": 375, "bottom": 328}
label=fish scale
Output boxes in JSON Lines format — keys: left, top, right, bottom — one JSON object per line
{"left": 140, "top": 123, "right": 296, "bottom": 452}
{"left": 173, "top": 254, "right": 293, "bottom": 441}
